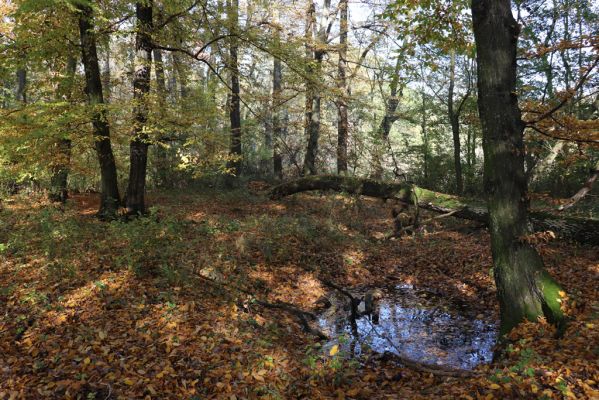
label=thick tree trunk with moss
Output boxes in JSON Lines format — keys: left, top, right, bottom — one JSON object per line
{"left": 472, "top": 0, "right": 564, "bottom": 334}
{"left": 77, "top": 2, "right": 121, "bottom": 219}
{"left": 270, "top": 175, "right": 599, "bottom": 246}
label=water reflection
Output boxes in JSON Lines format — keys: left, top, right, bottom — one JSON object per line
{"left": 317, "top": 285, "right": 497, "bottom": 370}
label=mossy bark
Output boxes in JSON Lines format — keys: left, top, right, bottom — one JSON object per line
{"left": 472, "top": 0, "right": 564, "bottom": 334}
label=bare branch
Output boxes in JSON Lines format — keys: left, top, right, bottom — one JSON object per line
{"left": 526, "top": 57, "right": 599, "bottom": 125}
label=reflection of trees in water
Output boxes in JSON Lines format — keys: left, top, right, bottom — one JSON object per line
{"left": 319, "top": 289, "right": 497, "bottom": 369}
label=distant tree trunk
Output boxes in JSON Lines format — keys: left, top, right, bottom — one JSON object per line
{"left": 303, "top": 0, "right": 331, "bottom": 176}
{"left": 126, "top": 1, "right": 153, "bottom": 215}
{"left": 49, "top": 56, "right": 77, "bottom": 203}
{"left": 529, "top": 140, "right": 564, "bottom": 186}
{"left": 302, "top": 1, "right": 317, "bottom": 176}
{"left": 472, "top": 0, "right": 564, "bottom": 335}
{"left": 77, "top": 1, "right": 121, "bottom": 218}
{"left": 372, "top": 57, "right": 402, "bottom": 179}
{"left": 421, "top": 89, "right": 429, "bottom": 185}
{"left": 15, "top": 68, "right": 26, "bottom": 103}
{"left": 226, "top": 0, "right": 242, "bottom": 177}
{"left": 336, "top": 0, "right": 349, "bottom": 174}
{"left": 378, "top": 57, "right": 402, "bottom": 141}
{"left": 153, "top": 48, "right": 170, "bottom": 188}
{"left": 448, "top": 49, "right": 464, "bottom": 194}
{"left": 303, "top": 53, "right": 323, "bottom": 176}
{"left": 167, "top": 53, "right": 178, "bottom": 98}
{"left": 272, "top": 48, "right": 284, "bottom": 180}
{"left": 172, "top": 52, "right": 188, "bottom": 99}
{"left": 465, "top": 124, "right": 478, "bottom": 192}
{"left": 102, "top": 38, "right": 111, "bottom": 102}
{"left": 207, "top": 0, "right": 224, "bottom": 95}
{"left": 153, "top": 49, "right": 167, "bottom": 102}
{"left": 560, "top": 0, "right": 572, "bottom": 96}
{"left": 541, "top": 6, "right": 557, "bottom": 102}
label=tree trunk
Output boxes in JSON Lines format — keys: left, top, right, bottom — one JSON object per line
{"left": 15, "top": 68, "right": 26, "bottom": 103}
{"left": 302, "top": 1, "right": 317, "bottom": 176}
{"left": 465, "top": 124, "right": 477, "bottom": 192}
{"left": 336, "top": 0, "right": 349, "bottom": 174}
{"left": 269, "top": 175, "right": 599, "bottom": 245}
{"left": 153, "top": 48, "right": 170, "bottom": 188}
{"left": 472, "top": 0, "right": 564, "bottom": 335}
{"left": 226, "top": 0, "right": 242, "bottom": 177}
{"left": 172, "top": 53, "right": 188, "bottom": 99}
{"left": 372, "top": 57, "right": 402, "bottom": 179}
{"left": 303, "top": 0, "right": 330, "bottom": 176}
{"left": 421, "top": 90, "right": 429, "bottom": 185}
{"left": 154, "top": 50, "right": 167, "bottom": 96}
{"left": 77, "top": 2, "right": 121, "bottom": 219}
{"left": 272, "top": 45, "right": 284, "bottom": 180}
{"left": 167, "top": 53, "right": 178, "bottom": 98}
{"left": 529, "top": 140, "right": 564, "bottom": 186}
{"left": 448, "top": 49, "right": 463, "bottom": 194}
{"left": 303, "top": 51, "right": 323, "bottom": 176}
{"left": 49, "top": 56, "right": 77, "bottom": 203}
{"left": 102, "top": 38, "right": 111, "bottom": 102}
{"left": 126, "top": 1, "right": 153, "bottom": 215}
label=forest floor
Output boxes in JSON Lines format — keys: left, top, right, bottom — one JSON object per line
{"left": 0, "top": 185, "right": 597, "bottom": 399}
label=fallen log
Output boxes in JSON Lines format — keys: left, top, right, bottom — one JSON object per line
{"left": 269, "top": 175, "right": 599, "bottom": 246}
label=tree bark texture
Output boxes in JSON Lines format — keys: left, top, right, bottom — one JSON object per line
{"left": 126, "top": 1, "right": 153, "bottom": 215}
{"left": 472, "top": 0, "right": 564, "bottom": 334}
{"left": 77, "top": 2, "right": 121, "bottom": 218}
{"left": 336, "top": 0, "right": 349, "bottom": 174}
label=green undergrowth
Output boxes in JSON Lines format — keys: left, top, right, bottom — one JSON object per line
{"left": 0, "top": 189, "right": 368, "bottom": 291}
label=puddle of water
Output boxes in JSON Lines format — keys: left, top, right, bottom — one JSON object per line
{"left": 317, "top": 285, "right": 497, "bottom": 370}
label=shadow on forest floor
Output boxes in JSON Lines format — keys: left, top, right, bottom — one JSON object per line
{"left": 0, "top": 186, "right": 597, "bottom": 399}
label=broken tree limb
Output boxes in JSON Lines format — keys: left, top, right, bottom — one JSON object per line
{"left": 269, "top": 175, "right": 599, "bottom": 246}
{"left": 388, "top": 209, "right": 460, "bottom": 239}
{"left": 253, "top": 299, "right": 329, "bottom": 340}
{"left": 558, "top": 160, "right": 599, "bottom": 211}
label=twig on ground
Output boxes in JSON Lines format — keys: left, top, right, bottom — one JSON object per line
{"left": 194, "top": 273, "right": 328, "bottom": 339}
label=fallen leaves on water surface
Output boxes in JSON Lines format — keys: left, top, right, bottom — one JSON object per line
{"left": 0, "top": 191, "right": 597, "bottom": 399}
